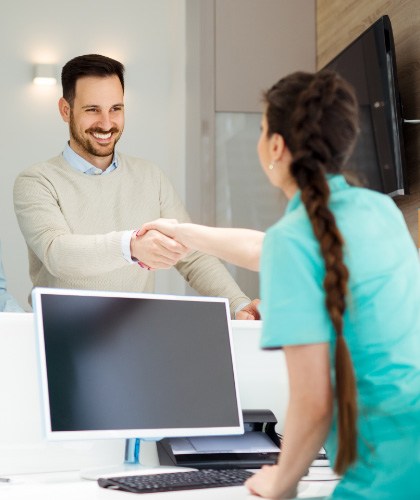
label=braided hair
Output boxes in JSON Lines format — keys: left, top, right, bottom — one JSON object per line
{"left": 264, "top": 70, "right": 359, "bottom": 475}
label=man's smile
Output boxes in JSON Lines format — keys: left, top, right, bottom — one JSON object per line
{"left": 92, "top": 131, "right": 112, "bottom": 140}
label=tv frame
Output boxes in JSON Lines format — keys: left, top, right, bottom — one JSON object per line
{"left": 324, "top": 15, "right": 407, "bottom": 197}
{"left": 32, "top": 288, "right": 244, "bottom": 442}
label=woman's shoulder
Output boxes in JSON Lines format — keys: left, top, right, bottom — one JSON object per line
{"left": 264, "top": 208, "right": 319, "bottom": 264}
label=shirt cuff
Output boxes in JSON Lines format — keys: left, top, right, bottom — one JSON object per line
{"left": 234, "top": 301, "right": 251, "bottom": 319}
{"left": 122, "top": 230, "right": 138, "bottom": 264}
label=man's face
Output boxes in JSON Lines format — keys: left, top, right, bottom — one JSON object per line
{"left": 60, "top": 75, "right": 124, "bottom": 168}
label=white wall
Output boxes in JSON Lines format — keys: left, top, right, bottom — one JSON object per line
{"left": 0, "top": 0, "right": 187, "bottom": 309}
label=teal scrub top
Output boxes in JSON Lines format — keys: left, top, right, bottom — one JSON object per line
{"left": 260, "top": 176, "right": 420, "bottom": 499}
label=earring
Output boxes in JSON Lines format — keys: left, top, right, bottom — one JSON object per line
{"left": 269, "top": 162, "right": 275, "bottom": 170}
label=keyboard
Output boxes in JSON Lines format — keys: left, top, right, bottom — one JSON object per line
{"left": 98, "top": 468, "right": 254, "bottom": 494}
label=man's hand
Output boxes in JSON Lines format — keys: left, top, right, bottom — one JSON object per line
{"left": 236, "top": 298, "right": 261, "bottom": 320}
{"left": 131, "top": 229, "right": 189, "bottom": 270}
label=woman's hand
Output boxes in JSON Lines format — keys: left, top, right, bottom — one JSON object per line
{"left": 245, "top": 465, "right": 297, "bottom": 499}
{"left": 138, "top": 219, "right": 179, "bottom": 239}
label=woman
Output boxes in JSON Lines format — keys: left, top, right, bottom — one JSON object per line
{"left": 141, "top": 70, "right": 420, "bottom": 498}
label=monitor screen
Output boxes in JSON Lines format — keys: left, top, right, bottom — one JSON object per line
{"left": 324, "top": 15, "right": 407, "bottom": 197}
{"left": 32, "top": 288, "right": 243, "bottom": 441}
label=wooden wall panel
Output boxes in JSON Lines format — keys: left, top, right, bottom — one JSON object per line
{"left": 317, "top": 0, "right": 420, "bottom": 242}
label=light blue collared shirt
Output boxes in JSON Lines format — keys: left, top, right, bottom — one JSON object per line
{"left": 62, "top": 143, "right": 135, "bottom": 263}
{"left": 63, "top": 142, "right": 118, "bottom": 175}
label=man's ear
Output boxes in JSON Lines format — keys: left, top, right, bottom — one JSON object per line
{"left": 270, "top": 133, "right": 285, "bottom": 162}
{"left": 58, "top": 97, "right": 71, "bottom": 123}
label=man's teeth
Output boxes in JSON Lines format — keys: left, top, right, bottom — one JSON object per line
{"left": 93, "top": 132, "right": 112, "bottom": 139}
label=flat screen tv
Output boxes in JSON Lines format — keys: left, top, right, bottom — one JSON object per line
{"left": 324, "top": 15, "right": 407, "bottom": 197}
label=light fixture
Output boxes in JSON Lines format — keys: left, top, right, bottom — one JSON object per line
{"left": 33, "top": 63, "right": 58, "bottom": 86}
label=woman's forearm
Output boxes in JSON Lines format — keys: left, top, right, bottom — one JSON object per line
{"left": 275, "top": 343, "right": 333, "bottom": 493}
{"left": 174, "top": 224, "right": 264, "bottom": 272}
{"left": 274, "top": 388, "right": 332, "bottom": 495}
{"left": 245, "top": 343, "right": 333, "bottom": 498}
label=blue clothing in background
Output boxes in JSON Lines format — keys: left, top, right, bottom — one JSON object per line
{"left": 260, "top": 176, "right": 420, "bottom": 499}
{"left": 0, "top": 243, "right": 23, "bottom": 312}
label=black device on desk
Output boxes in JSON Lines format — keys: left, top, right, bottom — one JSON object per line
{"left": 157, "top": 409, "right": 280, "bottom": 469}
{"left": 98, "top": 468, "right": 254, "bottom": 494}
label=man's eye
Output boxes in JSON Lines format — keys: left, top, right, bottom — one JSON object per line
{"left": 86, "top": 108, "right": 98, "bottom": 112}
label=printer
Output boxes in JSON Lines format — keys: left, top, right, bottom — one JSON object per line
{"left": 157, "top": 409, "right": 280, "bottom": 469}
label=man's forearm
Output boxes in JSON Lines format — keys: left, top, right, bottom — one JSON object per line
{"left": 32, "top": 232, "right": 129, "bottom": 279}
{"left": 175, "top": 250, "right": 250, "bottom": 317}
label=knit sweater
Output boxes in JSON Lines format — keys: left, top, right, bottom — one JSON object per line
{"left": 14, "top": 153, "right": 250, "bottom": 314}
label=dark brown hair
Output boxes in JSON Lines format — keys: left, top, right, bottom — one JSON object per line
{"left": 61, "top": 54, "right": 125, "bottom": 106}
{"left": 264, "top": 70, "right": 359, "bottom": 475}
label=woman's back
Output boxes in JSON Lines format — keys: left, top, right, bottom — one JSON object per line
{"left": 331, "top": 179, "right": 420, "bottom": 498}
{"left": 260, "top": 175, "right": 420, "bottom": 498}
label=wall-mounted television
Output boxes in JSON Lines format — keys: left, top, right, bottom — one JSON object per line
{"left": 324, "top": 15, "right": 407, "bottom": 197}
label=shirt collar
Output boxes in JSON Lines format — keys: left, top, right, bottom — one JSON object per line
{"left": 62, "top": 142, "right": 119, "bottom": 175}
{"left": 286, "top": 174, "right": 349, "bottom": 214}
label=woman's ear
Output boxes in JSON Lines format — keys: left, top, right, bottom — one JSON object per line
{"left": 269, "top": 133, "right": 286, "bottom": 162}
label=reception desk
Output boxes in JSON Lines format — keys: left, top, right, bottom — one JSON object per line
{"left": 0, "top": 313, "right": 336, "bottom": 498}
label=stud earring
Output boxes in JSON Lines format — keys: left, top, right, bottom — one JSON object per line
{"left": 269, "top": 162, "right": 275, "bottom": 170}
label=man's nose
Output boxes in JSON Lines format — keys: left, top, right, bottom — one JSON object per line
{"left": 97, "top": 112, "right": 112, "bottom": 130}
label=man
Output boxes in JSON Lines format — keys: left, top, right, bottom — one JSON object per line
{"left": 14, "top": 54, "right": 258, "bottom": 318}
{"left": 0, "top": 243, "right": 23, "bottom": 312}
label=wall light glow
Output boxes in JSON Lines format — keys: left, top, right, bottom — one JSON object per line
{"left": 33, "top": 63, "right": 57, "bottom": 86}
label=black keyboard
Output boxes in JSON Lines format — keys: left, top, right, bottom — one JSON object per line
{"left": 98, "top": 468, "right": 254, "bottom": 494}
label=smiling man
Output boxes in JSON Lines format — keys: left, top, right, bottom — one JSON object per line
{"left": 63, "top": 78, "right": 124, "bottom": 165}
{"left": 13, "top": 54, "right": 258, "bottom": 318}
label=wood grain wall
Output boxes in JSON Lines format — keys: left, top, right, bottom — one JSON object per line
{"left": 317, "top": 0, "right": 420, "bottom": 243}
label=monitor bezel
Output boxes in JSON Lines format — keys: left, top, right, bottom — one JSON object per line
{"left": 32, "top": 287, "right": 244, "bottom": 441}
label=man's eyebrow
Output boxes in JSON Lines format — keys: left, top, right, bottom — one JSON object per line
{"left": 81, "top": 103, "right": 125, "bottom": 109}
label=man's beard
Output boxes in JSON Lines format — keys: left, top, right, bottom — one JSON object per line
{"left": 69, "top": 111, "right": 123, "bottom": 158}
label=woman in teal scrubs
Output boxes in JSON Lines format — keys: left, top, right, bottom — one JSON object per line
{"left": 141, "top": 70, "right": 420, "bottom": 499}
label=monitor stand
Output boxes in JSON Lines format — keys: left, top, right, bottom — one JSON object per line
{"left": 80, "top": 438, "right": 182, "bottom": 480}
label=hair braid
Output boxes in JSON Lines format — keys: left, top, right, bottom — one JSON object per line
{"left": 264, "top": 70, "right": 359, "bottom": 474}
{"left": 290, "top": 71, "right": 357, "bottom": 475}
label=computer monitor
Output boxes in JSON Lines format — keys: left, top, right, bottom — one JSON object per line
{"left": 32, "top": 288, "right": 243, "bottom": 470}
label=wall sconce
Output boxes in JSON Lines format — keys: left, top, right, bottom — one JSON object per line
{"left": 33, "top": 63, "right": 58, "bottom": 86}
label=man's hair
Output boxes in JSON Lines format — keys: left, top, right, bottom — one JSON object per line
{"left": 61, "top": 54, "right": 125, "bottom": 106}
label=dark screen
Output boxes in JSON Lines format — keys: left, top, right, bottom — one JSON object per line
{"left": 325, "top": 15, "right": 406, "bottom": 196}
{"left": 39, "top": 294, "right": 240, "bottom": 433}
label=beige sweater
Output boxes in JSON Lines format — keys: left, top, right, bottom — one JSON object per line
{"left": 14, "top": 153, "right": 250, "bottom": 314}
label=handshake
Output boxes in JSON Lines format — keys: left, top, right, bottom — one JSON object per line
{"left": 131, "top": 218, "right": 261, "bottom": 320}
{"left": 130, "top": 219, "right": 189, "bottom": 271}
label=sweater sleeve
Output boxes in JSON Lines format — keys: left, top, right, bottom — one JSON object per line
{"left": 157, "top": 170, "right": 251, "bottom": 316}
{"left": 13, "top": 168, "right": 129, "bottom": 280}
